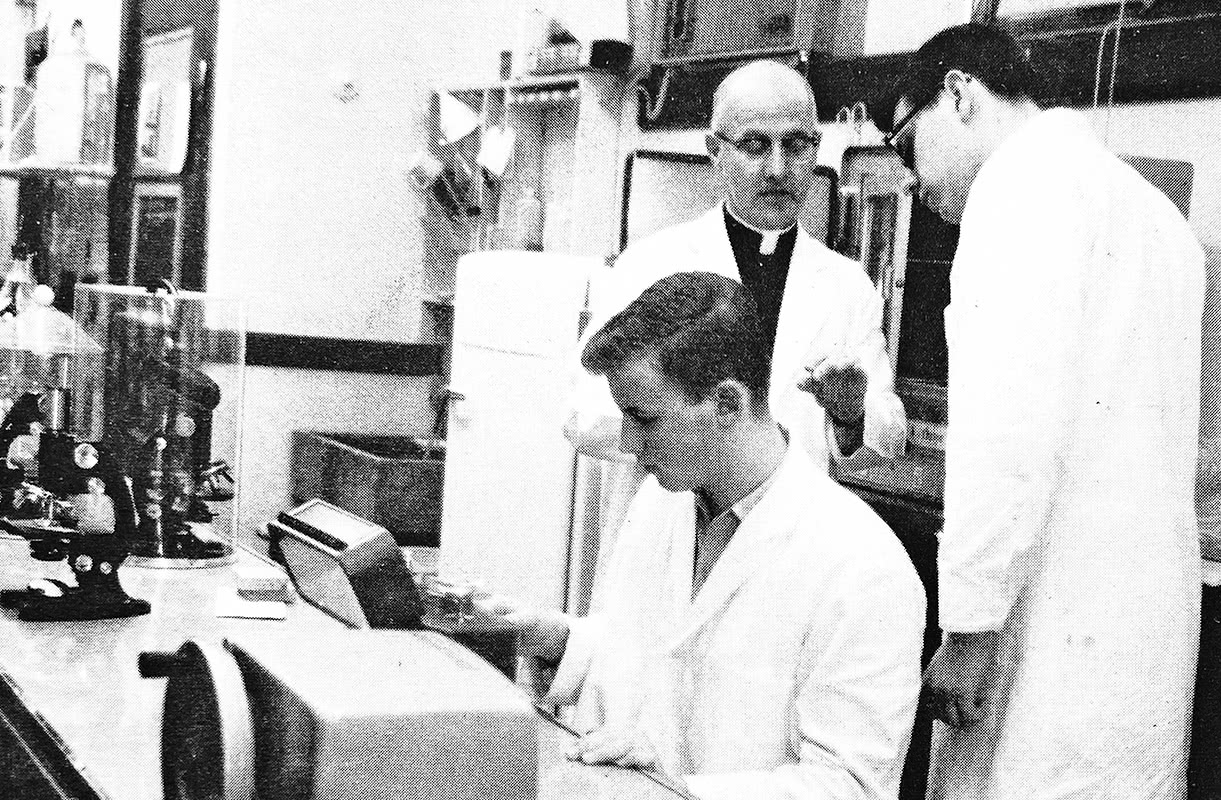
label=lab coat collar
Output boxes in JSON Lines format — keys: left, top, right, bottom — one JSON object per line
{"left": 664, "top": 445, "right": 814, "bottom": 653}
{"left": 1007, "top": 108, "right": 1094, "bottom": 150}
{"left": 977, "top": 109, "right": 1095, "bottom": 194}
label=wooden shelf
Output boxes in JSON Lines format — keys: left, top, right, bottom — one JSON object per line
{"left": 0, "top": 161, "right": 114, "bottom": 181}
{"left": 448, "top": 67, "right": 623, "bottom": 95}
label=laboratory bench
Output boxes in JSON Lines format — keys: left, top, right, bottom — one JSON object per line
{"left": 0, "top": 536, "right": 684, "bottom": 800}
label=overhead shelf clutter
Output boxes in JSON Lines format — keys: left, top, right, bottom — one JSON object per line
{"left": 505, "top": 81, "right": 580, "bottom": 106}
{"left": 0, "top": 19, "right": 116, "bottom": 180}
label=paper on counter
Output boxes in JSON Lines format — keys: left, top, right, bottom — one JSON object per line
{"left": 235, "top": 562, "right": 290, "bottom": 594}
{"left": 215, "top": 586, "right": 287, "bottom": 620}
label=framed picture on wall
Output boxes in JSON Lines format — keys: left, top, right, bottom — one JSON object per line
{"left": 137, "top": 27, "right": 194, "bottom": 173}
{"left": 128, "top": 182, "right": 183, "bottom": 286}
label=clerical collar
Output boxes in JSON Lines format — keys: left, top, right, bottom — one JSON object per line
{"left": 723, "top": 203, "right": 796, "bottom": 255}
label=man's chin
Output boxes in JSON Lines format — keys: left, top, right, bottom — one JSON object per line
{"left": 921, "top": 188, "right": 964, "bottom": 225}
{"left": 934, "top": 203, "right": 964, "bottom": 225}
{"left": 650, "top": 470, "right": 692, "bottom": 494}
{"left": 746, "top": 198, "right": 797, "bottom": 229}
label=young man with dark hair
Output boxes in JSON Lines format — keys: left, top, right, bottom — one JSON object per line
{"left": 486, "top": 272, "right": 925, "bottom": 800}
{"left": 888, "top": 23, "right": 1205, "bottom": 800}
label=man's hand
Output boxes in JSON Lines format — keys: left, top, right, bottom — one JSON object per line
{"left": 799, "top": 359, "right": 867, "bottom": 426}
{"left": 568, "top": 724, "right": 659, "bottom": 769}
{"left": 923, "top": 630, "right": 1001, "bottom": 728}
{"left": 476, "top": 593, "right": 570, "bottom": 664}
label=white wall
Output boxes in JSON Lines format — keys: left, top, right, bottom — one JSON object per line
{"left": 208, "top": 2, "right": 522, "bottom": 540}
{"left": 209, "top": 2, "right": 516, "bottom": 340}
{"left": 862, "top": 0, "right": 971, "bottom": 55}
{"left": 1083, "top": 100, "right": 1221, "bottom": 443}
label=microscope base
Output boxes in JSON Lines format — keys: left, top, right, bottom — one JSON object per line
{"left": 0, "top": 588, "right": 152, "bottom": 621}
{"left": 128, "top": 525, "right": 233, "bottom": 566}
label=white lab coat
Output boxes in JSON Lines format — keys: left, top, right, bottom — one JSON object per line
{"left": 931, "top": 109, "right": 1205, "bottom": 800}
{"left": 568, "top": 203, "right": 906, "bottom": 469}
{"left": 564, "top": 204, "right": 907, "bottom": 595}
{"left": 545, "top": 446, "right": 926, "bottom": 800}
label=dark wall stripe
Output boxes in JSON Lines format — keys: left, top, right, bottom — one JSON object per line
{"left": 244, "top": 334, "right": 443, "bottom": 376}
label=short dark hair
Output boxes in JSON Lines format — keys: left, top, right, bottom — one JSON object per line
{"left": 582, "top": 272, "right": 770, "bottom": 411}
{"left": 887, "top": 23, "right": 1043, "bottom": 127}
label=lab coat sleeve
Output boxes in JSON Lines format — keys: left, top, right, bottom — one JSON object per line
{"left": 542, "top": 483, "right": 670, "bottom": 727}
{"left": 539, "top": 614, "right": 606, "bottom": 705}
{"left": 541, "top": 483, "right": 640, "bottom": 705}
{"left": 684, "top": 559, "right": 926, "bottom": 800}
{"left": 824, "top": 272, "right": 907, "bottom": 465}
{"left": 938, "top": 163, "right": 1090, "bottom": 633}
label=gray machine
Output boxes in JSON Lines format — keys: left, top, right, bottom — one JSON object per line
{"left": 139, "top": 627, "right": 537, "bottom": 800}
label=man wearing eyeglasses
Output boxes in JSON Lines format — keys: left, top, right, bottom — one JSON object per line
{"left": 566, "top": 59, "right": 906, "bottom": 576}
{"left": 888, "top": 24, "right": 1205, "bottom": 800}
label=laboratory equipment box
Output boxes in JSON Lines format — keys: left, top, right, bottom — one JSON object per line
{"left": 290, "top": 431, "right": 444, "bottom": 547}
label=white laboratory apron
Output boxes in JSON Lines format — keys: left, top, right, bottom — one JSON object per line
{"left": 546, "top": 447, "right": 926, "bottom": 800}
{"left": 564, "top": 204, "right": 907, "bottom": 597}
{"left": 931, "top": 109, "right": 1205, "bottom": 800}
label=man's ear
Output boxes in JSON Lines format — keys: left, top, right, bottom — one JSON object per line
{"left": 714, "top": 380, "right": 749, "bottom": 425}
{"left": 944, "top": 69, "right": 976, "bottom": 122}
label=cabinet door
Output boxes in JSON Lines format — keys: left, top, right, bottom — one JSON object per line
{"left": 667, "top": 0, "right": 799, "bottom": 57}
{"left": 439, "top": 252, "right": 594, "bottom": 611}
{"left": 0, "top": 710, "right": 98, "bottom": 800}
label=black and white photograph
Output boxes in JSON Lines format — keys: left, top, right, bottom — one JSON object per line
{"left": 0, "top": 1, "right": 1217, "bottom": 799}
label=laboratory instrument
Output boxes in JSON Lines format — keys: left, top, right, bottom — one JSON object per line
{"left": 269, "top": 498, "right": 517, "bottom": 678}
{"left": 0, "top": 268, "right": 150, "bottom": 619}
{"left": 139, "top": 627, "right": 536, "bottom": 800}
{"left": 0, "top": 280, "right": 243, "bottom": 619}
{"left": 70, "top": 282, "right": 245, "bottom": 565}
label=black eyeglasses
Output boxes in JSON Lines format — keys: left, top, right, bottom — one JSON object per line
{"left": 882, "top": 91, "right": 940, "bottom": 172}
{"left": 713, "top": 131, "right": 821, "bottom": 162}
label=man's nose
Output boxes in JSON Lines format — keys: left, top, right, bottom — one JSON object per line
{"left": 620, "top": 418, "right": 644, "bottom": 455}
{"left": 765, "top": 142, "right": 788, "bottom": 176}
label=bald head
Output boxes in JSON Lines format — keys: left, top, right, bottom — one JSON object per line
{"left": 711, "top": 61, "right": 817, "bottom": 136}
{"left": 706, "top": 60, "right": 820, "bottom": 230}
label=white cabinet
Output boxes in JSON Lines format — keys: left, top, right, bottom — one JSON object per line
{"left": 439, "top": 250, "right": 599, "bottom": 611}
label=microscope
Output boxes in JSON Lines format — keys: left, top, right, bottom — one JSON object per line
{"left": 0, "top": 283, "right": 149, "bottom": 619}
{"left": 108, "top": 315, "right": 234, "bottom": 562}
{"left": 0, "top": 398, "right": 151, "bottom": 619}
{"left": 0, "top": 280, "right": 240, "bottom": 620}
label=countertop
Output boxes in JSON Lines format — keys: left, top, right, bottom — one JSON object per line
{"left": 0, "top": 536, "right": 683, "bottom": 800}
